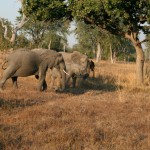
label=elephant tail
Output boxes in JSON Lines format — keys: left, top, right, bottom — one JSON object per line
{"left": 1, "top": 61, "right": 8, "bottom": 70}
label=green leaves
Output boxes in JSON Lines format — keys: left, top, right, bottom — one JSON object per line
{"left": 24, "top": 0, "right": 68, "bottom": 21}
{"left": 69, "top": 0, "right": 150, "bottom": 35}
{"left": 23, "top": 0, "right": 150, "bottom": 36}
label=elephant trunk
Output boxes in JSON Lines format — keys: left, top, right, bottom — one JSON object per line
{"left": 80, "top": 68, "right": 89, "bottom": 80}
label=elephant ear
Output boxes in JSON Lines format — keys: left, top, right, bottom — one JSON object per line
{"left": 71, "top": 51, "right": 82, "bottom": 64}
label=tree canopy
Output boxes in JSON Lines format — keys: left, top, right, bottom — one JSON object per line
{"left": 23, "top": 0, "right": 71, "bottom": 21}
{"left": 70, "top": 0, "right": 149, "bottom": 34}
{"left": 23, "top": 0, "right": 150, "bottom": 84}
{"left": 24, "top": 0, "right": 150, "bottom": 35}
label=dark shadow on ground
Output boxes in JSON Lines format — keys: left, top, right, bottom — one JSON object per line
{"left": 0, "top": 142, "right": 5, "bottom": 150}
{"left": 61, "top": 75, "right": 122, "bottom": 95}
{"left": 0, "top": 98, "right": 44, "bottom": 109}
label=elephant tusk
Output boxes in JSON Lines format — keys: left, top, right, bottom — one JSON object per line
{"left": 63, "top": 69, "right": 70, "bottom": 76}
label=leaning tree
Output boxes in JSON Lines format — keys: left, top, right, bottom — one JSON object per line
{"left": 68, "top": 0, "right": 150, "bottom": 85}
{"left": 23, "top": 0, "right": 150, "bottom": 85}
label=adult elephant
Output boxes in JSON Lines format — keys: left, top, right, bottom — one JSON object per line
{"left": 0, "top": 48, "right": 66, "bottom": 91}
{"left": 32, "top": 48, "right": 66, "bottom": 91}
{"left": 50, "top": 51, "right": 90, "bottom": 88}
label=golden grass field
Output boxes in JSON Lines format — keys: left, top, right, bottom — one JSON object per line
{"left": 0, "top": 59, "right": 150, "bottom": 150}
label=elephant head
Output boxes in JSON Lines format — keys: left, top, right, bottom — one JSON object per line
{"left": 71, "top": 51, "right": 88, "bottom": 76}
{"left": 50, "top": 51, "right": 90, "bottom": 88}
{"left": 50, "top": 52, "right": 96, "bottom": 89}
{"left": 84, "top": 59, "right": 95, "bottom": 79}
{"left": 32, "top": 48, "right": 66, "bottom": 91}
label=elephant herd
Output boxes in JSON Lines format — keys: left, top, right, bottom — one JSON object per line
{"left": 0, "top": 48, "right": 95, "bottom": 92}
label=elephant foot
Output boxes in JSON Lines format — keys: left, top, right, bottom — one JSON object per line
{"left": 41, "top": 87, "right": 47, "bottom": 92}
{"left": 55, "top": 87, "right": 65, "bottom": 92}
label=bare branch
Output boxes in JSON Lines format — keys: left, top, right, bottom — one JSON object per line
{"left": 136, "top": 39, "right": 149, "bottom": 46}
{"left": 0, "top": 18, "right": 10, "bottom": 41}
{"left": 0, "top": 0, "right": 29, "bottom": 44}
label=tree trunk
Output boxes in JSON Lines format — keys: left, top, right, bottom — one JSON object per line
{"left": 92, "top": 44, "right": 96, "bottom": 59}
{"left": 125, "top": 32, "right": 144, "bottom": 85}
{"left": 96, "top": 42, "right": 102, "bottom": 62}
{"left": 135, "top": 45, "right": 144, "bottom": 85}
{"left": 93, "top": 49, "right": 96, "bottom": 59}
{"left": 110, "top": 44, "right": 113, "bottom": 63}
{"left": 48, "top": 39, "right": 51, "bottom": 50}
{"left": 63, "top": 44, "right": 66, "bottom": 52}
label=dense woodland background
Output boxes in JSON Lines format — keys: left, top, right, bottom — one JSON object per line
{"left": 0, "top": 16, "right": 142, "bottom": 62}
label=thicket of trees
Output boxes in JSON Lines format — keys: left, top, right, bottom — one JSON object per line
{"left": 0, "top": 0, "right": 150, "bottom": 85}
{"left": 0, "top": 17, "right": 70, "bottom": 51}
{"left": 72, "top": 21, "right": 135, "bottom": 62}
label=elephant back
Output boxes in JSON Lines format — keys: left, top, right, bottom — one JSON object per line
{"left": 7, "top": 49, "right": 40, "bottom": 64}
{"left": 32, "top": 48, "right": 57, "bottom": 56}
{"left": 32, "top": 48, "right": 65, "bottom": 69}
{"left": 71, "top": 51, "right": 88, "bottom": 65}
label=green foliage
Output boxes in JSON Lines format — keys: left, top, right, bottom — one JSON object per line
{"left": 23, "top": 0, "right": 71, "bottom": 21}
{"left": 15, "top": 34, "right": 30, "bottom": 48}
{"left": 68, "top": 0, "right": 150, "bottom": 35}
{"left": 74, "top": 21, "right": 135, "bottom": 61}
{"left": 0, "top": 18, "right": 31, "bottom": 50}
{"left": 23, "top": 0, "right": 150, "bottom": 50}
{"left": 17, "top": 15, "right": 70, "bottom": 49}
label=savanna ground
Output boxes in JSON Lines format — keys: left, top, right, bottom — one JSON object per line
{"left": 0, "top": 55, "right": 150, "bottom": 150}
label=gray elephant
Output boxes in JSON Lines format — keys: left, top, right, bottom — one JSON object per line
{"left": 50, "top": 51, "right": 89, "bottom": 88}
{"left": 0, "top": 48, "right": 66, "bottom": 91}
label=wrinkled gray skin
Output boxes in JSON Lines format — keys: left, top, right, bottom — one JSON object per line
{"left": 0, "top": 48, "right": 66, "bottom": 91}
{"left": 50, "top": 51, "right": 89, "bottom": 88}
{"left": 32, "top": 48, "right": 66, "bottom": 91}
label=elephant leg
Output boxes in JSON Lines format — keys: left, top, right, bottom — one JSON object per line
{"left": 37, "top": 66, "right": 47, "bottom": 91}
{"left": 92, "top": 70, "right": 95, "bottom": 78}
{"left": 72, "top": 76, "right": 77, "bottom": 88}
{"left": 65, "top": 75, "right": 71, "bottom": 87}
{"left": 11, "top": 77, "right": 18, "bottom": 89}
{"left": 37, "top": 76, "right": 46, "bottom": 91}
{"left": 42, "top": 79, "right": 47, "bottom": 91}
{"left": 0, "top": 66, "right": 16, "bottom": 90}
{"left": 50, "top": 76, "right": 56, "bottom": 89}
{"left": 35, "top": 74, "right": 47, "bottom": 91}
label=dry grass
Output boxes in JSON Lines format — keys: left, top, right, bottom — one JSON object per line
{"left": 0, "top": 60, "right": 150, "bottom": 150}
